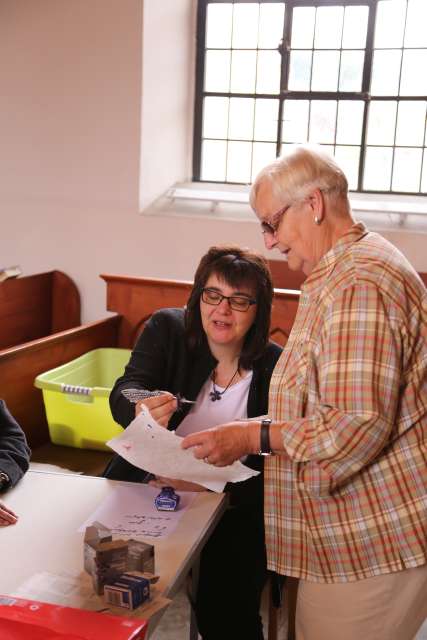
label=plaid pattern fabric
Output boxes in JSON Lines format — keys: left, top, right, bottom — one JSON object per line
{"left": 265, "top": 222, "right": 427, "bottom": 583}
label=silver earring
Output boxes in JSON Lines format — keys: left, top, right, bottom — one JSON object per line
{"left": 314, "top": 216, "right": 321, "bottom": 225}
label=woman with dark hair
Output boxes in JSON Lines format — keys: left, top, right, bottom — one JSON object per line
{"left": 103, "top": 244, "right": 282, "bottom": 640}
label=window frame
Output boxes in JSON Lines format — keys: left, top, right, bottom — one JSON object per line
{"left": 192, "top": 0, "right": 427, "bottom": 197}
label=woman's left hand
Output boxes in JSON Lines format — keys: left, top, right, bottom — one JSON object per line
{"left": 0, "top": 501, "right": 18, "bottom": 526}
{"left": 181, "top": 421, "right": 256, "bottom": 467}
{"left": 148, "top": 475, "right": 206, "bottom": 492}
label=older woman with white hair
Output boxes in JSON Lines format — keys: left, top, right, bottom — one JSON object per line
{"left": 182, "top": 145, "right": 427, "bottom": 640}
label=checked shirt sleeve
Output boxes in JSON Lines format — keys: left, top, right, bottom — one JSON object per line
{"left": 281, "top": 283, "right": 405, "bottom": 496}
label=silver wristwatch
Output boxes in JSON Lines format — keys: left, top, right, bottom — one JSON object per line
{"left": 0, "top": 471, "right": 10, "bottom": 489}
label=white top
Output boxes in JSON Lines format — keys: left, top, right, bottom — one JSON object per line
{"left": 175, "top": 371, "right": 253, "bottom": 437}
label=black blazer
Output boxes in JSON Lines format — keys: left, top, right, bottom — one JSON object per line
{"left": 104, "top": 308, "right": 282, "bottom": 507}
{"left": 0, "top": 399, "right": 31, "bottom": 490}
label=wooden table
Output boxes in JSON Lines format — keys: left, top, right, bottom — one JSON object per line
{"left": 0, "top": 470, "right": 227, "bottom": 637}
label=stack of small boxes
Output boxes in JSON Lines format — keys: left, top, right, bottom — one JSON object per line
{"left": 83, "top": 521, "right": 156, "bottom": 610}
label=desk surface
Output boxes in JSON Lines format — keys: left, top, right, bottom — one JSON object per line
{"left": 0, "top": 471, "right": 226, "bottom": 623}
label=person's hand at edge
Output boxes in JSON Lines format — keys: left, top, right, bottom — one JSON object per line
{"left": 181, "top": 421, "right": 260, "bottom": 467}
{"left": 136, "top": 392, "right": 177, "bottom": 427}
{"left": 0, "top": 501, "right": 18, "bottom": 526}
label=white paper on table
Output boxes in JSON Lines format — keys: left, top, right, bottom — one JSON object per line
{"left": 12, "top": 570, "right": 100, "bottom": 610}
{"left": 79, "top": 483, "right": 195, "bottom": 538}
{"left": 107, "top": 406, "right": 259, "bottom": 492}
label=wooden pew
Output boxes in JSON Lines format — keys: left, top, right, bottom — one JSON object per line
{"left": 0, "top": 272, "right": 300, "bottom": 473}
{"left": 268, "top": 259, "right": 427, "bottom": 290}
{"left": 0, "top": 270, "right": 81, "bottom": 350}
{"left": 101, "top": 273, "right": 301, "bottom": 348}
{"left": 0, "top": 270, "right": 121, "bottom": 472}
{"left": 0, "top": 316, "right": 121, "bottom": 449}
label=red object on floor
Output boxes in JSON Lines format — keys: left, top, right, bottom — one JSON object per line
{"left": 0, "top": 595, "right": 147, "bottom": 640}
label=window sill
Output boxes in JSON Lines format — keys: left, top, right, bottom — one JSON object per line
{"left": 142, "top": 182, "right": 427, "bottom": 233}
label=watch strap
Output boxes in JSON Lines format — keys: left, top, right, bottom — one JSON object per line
{"left": 259, "top": 418, "right": 272, "bottom": 456}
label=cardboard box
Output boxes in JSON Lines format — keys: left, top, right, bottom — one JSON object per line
{"left": 84, "top": 522, "right": 128, "bottom": 594}
{"left": 83, "top": 524, "right": 156, "bottom": 597}
{"left": 128, "top": 540, "right": 155, "bottom": 574}
{"left": 104, "top": 573, "right": 150, "bottom": 610}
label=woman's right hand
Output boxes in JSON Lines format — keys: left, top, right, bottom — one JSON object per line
{"left": 135, "top": 392, "right": 177, "bottom": 427}
{"left": 0, "top": 501, "right": 18, "bottom": 526}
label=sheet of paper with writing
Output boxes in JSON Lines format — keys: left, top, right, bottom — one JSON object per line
{"left": 78, "top": 483, "right": 195, "bottom": 538}
{"left": 106, "top": 406, "right": 259, "bottom": 492}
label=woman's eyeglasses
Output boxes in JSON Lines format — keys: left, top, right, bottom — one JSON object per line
{"left": 260, "top": 204, "right": 290, "bottom": 236}
{"left": 201, "top": 288, "right": 257, "bottom": 312}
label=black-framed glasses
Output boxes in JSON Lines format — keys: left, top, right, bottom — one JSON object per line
{"left": 201, "top": 288, "right": 257, "bottom": 312}
{"left": 260, "top": 204, "right": 290, "bottom": 237}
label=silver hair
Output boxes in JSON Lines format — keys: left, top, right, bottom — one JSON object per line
{"left": 250, "top": 144, "right": 349, "bottom": 212}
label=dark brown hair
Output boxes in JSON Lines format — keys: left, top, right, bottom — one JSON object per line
{"left": 185, "top": 245, "right": 273, "bottom": 369}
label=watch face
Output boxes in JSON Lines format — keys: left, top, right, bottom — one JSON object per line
{"left": 0, "top": 472, "right": 9, "bottom": 487}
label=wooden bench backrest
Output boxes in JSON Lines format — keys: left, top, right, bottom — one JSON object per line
{"left": 101, "top": 274, "right": 301, "bottom": 348}
{"left": 268, "top": 259, "right": 427, "bottom": 290}
{"left": 0, "top": 270, "right": 81, "bottom": 350}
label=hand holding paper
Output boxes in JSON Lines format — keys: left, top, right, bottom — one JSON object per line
{"left": 107, "top": 406, "right": 259, "bottom": 492}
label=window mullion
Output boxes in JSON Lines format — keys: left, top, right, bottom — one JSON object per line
{"left": 193, "top": 1, "right": 208, "bottom": 181}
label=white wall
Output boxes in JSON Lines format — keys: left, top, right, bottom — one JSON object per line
{"left": 1, "top": 1, "right": 426, "bottom": 322}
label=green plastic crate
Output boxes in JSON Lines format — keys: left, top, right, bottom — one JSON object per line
{"left": 34, "top": 348, "right": 131, "bottom": 451}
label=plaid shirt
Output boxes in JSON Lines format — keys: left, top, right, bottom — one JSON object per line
{"left": 266, "top": 222, "right": 427, "bottom": 583}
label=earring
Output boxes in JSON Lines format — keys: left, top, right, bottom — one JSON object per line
{"left": 314, "top": 216, "right": 321, "bottom": 225}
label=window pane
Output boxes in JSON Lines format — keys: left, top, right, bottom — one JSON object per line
{"left": 288, "top": 51, "right": 312, "bottom": 91}
{"left": 392, "top": 147, "right": 422, "bottom": 192}
{"left": 334, "top": 146, "right": 360, "bottom": 190}
{"left": 363, "top": 147, "right": 393, "bottom": 190}
{"left": 232, "top": 3, "right": 259, "bottom": 49}
{"left": 342, "top": 6, "right": 368, "bottom": 49}
{"left": 291, "top": 7, "right": 315, "bottom": 49}
{"left": 366, "top": 101, "right": 397, "bottom": 146}
{"left": 226, "top": 141, "right": 252, "bottom": 183}
{"left": 252, "top": 142, "right": 277, "bottom": 181}
{"left": 396, "top": 101, "right": 426, "bottom": 146}
{"left": 374, "top": 0, "right": 406, "bottom": 48}
{"left": 228, "top": 98, "right": 254, "bottom": 141}
{"left": 256, "top": 50, "right": 281, "bottom": 94}
{"left": 205, "top": 50, "right": 231, "bottom": 92}
{"left": 371, "top": 50, "right": 401, "bottom": 96}
{"left": 314, "top": 6, "right": 344, "bottom": 50}
{"left": 339, "top": 50, "right": 364, "bottom": 92}
{"left": 312, "top": 51, "right": 340, "bottom": 91}
{"left": 336, "top": 101, "right": 364, "bottom": 145}
{"left": 203, "top": 97, "right": 229, "bottom": 139}
{"left": 400, "top": 50, "right": 427, "bottom": 96}
{"left": 309, "top": 101, "right": 337, "bottom": 145}
{"left": 230, "top": 50, "right": 256, "bottom": 93}
{"left": 201, "top": 140, "right": 227, "bottom": 181}
{"left": 282, "top": 100, "right": 309, "bottom": 143}
{"left": 404, "top": 0, "right": 427, "bottom": 47}
{"left": 258, "top": 3, "right": 285, "bottom": 49}
{"left": 206, "top": 4, "right": 232, "bottom": 48}
{"left": 254, "top": 99, "right": 279, "bottom": 142}
{"left": 422, "top": 150, "right": 427, "bottom": 192}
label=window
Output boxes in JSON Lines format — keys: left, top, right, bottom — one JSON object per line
{"left": 193, "top": 0, "right": 427, "bottom": 195}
